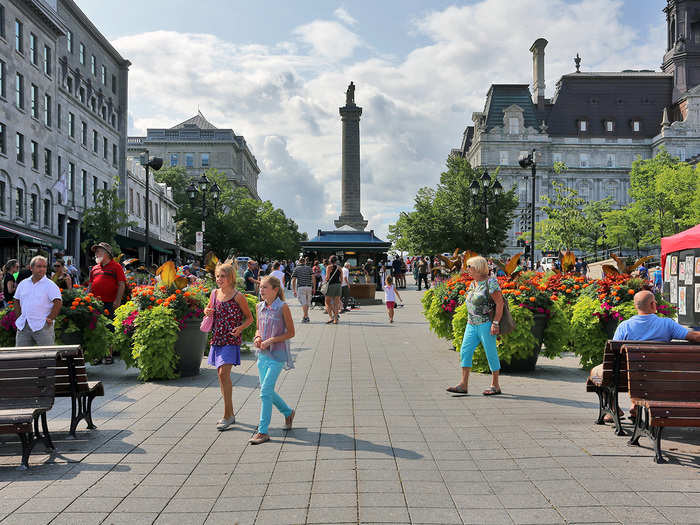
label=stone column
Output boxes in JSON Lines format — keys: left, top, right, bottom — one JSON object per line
{"left": 335, "top": 86, "right": 368, "bottom": 230}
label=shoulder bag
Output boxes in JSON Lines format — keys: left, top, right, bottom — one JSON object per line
{"left": 200, "top": 290, "right": 217, "bottom": 332}
{"left": 482, "top": 280, "right": 515, "bottom": 335}
{"left": 320, "top": 267, "right": 339, "bottom": 295}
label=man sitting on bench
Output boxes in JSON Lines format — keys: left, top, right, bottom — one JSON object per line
{"left": 590, "top": 290, "right": 700, "bottom": 421}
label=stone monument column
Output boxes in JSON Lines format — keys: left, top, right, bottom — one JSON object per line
{"left": 335, "top": 82, "right": 368, "bottom": 230}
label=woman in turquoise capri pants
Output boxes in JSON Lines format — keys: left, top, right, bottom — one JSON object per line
{"left": 446, "top": 255, "right": 505, "bottom": 396}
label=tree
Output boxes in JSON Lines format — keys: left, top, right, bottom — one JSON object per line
{"left": 537, "top": 181, "right": 587, "bottom": 251}
{"left": 388, "top": 156, "right": 518, "bottom": 255}
{"left": 81, "top": 177, "right": 134, "bottom": 254}
{"left": 603, "top": 203, "right": 655, "bottom": 257}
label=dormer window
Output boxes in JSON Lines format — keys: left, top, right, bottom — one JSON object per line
{"left": 605, "top": 120, "right": 614, "bottom": 133}
{"left": 578, "top": 119, "right": 588, "bottom": 132}
{"left": 632, "top": 120, "right": 641, "bottom": 132}
{"left": 508, "top": 117, "right": 519, "bottom": 134}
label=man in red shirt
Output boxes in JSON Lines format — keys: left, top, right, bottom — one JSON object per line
{"left": 88, "top": 242, "right": 126, "bottom": 364}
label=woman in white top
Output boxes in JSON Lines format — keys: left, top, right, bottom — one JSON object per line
{"left": 270, "top": 261, "right": 285, "bottom": 287}
{"left": 341, "top": 262, "right": 351, "bottom": 312}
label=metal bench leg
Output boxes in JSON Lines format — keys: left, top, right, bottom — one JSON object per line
{"left": 595, "top": 389, "right": 606, "bottom": 425}
{"left": 41, "top": 413, "right": 54, "bottom": 450}
{"left": 18, "top": 432, "right": 31, "bottom": 470}
{"left": 653, "top": 427, "right": 666, "bottom": 464}
{"left": 611, "top": 390, "right": 626, "bottom": 436}
{"left": 69, "top": 395, "right": 79, "bottom": 437}
{"left": 627, "top": 405, "right": 643, "bottom": 446}
{"left": 85, "top": 393, "right": 97, "bottom": 430}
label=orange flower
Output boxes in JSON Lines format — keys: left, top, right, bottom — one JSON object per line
{"left": 459, "top": 290, "right": 466, "bottom": 295}
{"left": 156, "top": 299, "right": 163, "bottom": 304}
{"left": 70, "top": 306, "right": 76, "bottom": 310}
{"left": 73, "top": 284, "right": 80, "bottom": 288}
{"left": 88, "top": 306, "right": 93, "bottom": 312}
{"left": 514, "top": 291, "right": 522, "bottom": 296}
{"left": 574, "top": 285, "right": 580, "bottom": 290}
{"left": 566, "top": 288, "right": 572, "bottom": 293}
{"left": 149, "top": 296, "right": 155, "bottom": 301}
{"left": 104, "top": 309, "right": 110, "bottom": 315}
{"left": 551, "top": 295, "right": 559, "bottom": 301}
{"left": 529, "top": 297, "right": 536, "bottom": 302}
{"left": 628, "top": 289, "right": 635, "bottom": 295}
{"left": 175, "top": 289, "right": 182, "bottom": 295}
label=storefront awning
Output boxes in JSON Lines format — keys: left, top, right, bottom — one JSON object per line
{"left": 0, "top": 223, "right": 63, "bottom": 249}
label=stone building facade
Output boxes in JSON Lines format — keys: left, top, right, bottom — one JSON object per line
{"left": 0, "top": 0, "right": 129, "bottom": 266}
{"left": 128, "top": 111, "right": 261, "bottom": 200}
{"left": 453, "top": 0, "right": 700, "bottom": 256}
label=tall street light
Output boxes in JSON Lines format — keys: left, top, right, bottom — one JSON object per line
{"left": 139, "top": 151, "right": 163, "bottom": 268}
{"left": 518, "top": 150, "right": 538, "bottom": 268}
{"left": 469, "top": 169, "right": 503, "bottom": 254}
{"left": 186, "top": 173, "right": 221, "bottom": 263}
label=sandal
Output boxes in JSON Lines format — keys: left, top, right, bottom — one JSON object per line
{"left": 446, "top": 386, "right": 468, "bottom": 394}
{"left": 326, "top": 319, "right": 334, "bottom": 324}
{"left": 482, "top": 386, "right": 501, "bottom": 396}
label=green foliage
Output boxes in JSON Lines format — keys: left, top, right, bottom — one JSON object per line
{"left": 570, "top": 295, "right": 608, "bottom": 369}
{"left": 54, "top": 287, "right": 112, "bottom": 362}
{"left": 541, "top": 301, "right": 570, "bottom": 359}
{"left": 81, "top": 314, "right": 113, "bottom": 363}
{"left": 421, "top": 287, "right": 434, "bottom": 315}
{"left": 131, "top": 305, "right": 180, "bottom": 381}
{"left": 242, "top": 293, "right": 259, "bottom": 342}
{"left": 425, "top": 283, "right": 453, "bottom": 340}
{"left": 388, "top": 156, "right": 518, "bottom": 255}
{"left": 112, "top": 303, "right": 138, "bottom": 368}
{"left": 81, "top": 177, "right": 134, "bottom": 254}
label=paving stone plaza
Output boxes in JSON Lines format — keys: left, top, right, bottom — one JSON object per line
{"left": 1, "top": 289, "right": 699, "bottom": 525}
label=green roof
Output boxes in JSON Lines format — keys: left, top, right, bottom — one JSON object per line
{"left": 484, "top": 85, "right": 539, "bottom": 131}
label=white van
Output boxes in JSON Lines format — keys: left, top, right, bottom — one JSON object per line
{"left": 540, "top": 256, "right": 558, "bottom": 272}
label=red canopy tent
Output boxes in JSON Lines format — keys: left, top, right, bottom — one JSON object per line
{"left": 661, "top": 224, "right": 700, "bottom": 271}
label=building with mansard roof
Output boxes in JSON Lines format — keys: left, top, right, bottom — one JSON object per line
{"left": 452, "top": 0, "right": 700, "bottom": 256}
{"left": 128, "top": 111, "right": 260, "bottom": 200}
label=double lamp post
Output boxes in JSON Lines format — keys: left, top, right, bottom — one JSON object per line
{"left": 186, "top": 174, "right": 221, "bottom": 262}
{"left": 469, "top": 170, "right": 503, "bottom": 243}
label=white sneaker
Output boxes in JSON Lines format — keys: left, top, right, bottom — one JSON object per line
{"left": 216, "top": 416, "right": 235, "bottom": 431}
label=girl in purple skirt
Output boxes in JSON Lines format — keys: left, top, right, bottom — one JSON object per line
{"left": 205, "top": 261, "right": 253, "bottom": 431}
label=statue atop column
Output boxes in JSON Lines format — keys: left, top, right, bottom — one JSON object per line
{"left": 345, "top": 81, "right": 355, "bottom": 106}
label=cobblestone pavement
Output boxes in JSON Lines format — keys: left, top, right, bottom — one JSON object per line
{"left": 1, "top": 288, "right": 700, "bottom": 524}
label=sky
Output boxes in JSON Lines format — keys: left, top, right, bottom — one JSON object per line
{"left": 75, "top": 0, "right": 668, "bottom": 240}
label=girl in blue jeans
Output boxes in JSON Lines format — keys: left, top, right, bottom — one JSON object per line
{"left": 250, "top": 275, "right": 296, "bottom": 445}
{"left": 446, "top": 256, "right": 505, "bottom": 396}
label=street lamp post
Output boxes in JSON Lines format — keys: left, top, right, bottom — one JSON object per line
{"left": 469, "top": 169, "right": 503, "bottom": 254}
{"left": 138, "top": 151, "right": 163, "bottom": 268}
{"left": 518, "top": 150, "right": 538, "bottom": 269}
{"left": 186, "top": 173, "right": 221, "bottom": 263}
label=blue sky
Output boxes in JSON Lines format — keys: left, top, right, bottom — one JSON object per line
{"left": 74, "top": 0, "right": 669, "bottom": 239}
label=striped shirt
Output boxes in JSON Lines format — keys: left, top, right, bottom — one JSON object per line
{"left": 291, "top": 264, "right": 313, "bottom": 287}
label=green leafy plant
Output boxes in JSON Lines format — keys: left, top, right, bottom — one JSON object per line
{"left": 451, "top": 300, "right": 537, "bottom": 373}
{"left": 55, "top": 287, "right": 112, "bottom": 362}
{"left": 425, "top": 283, "right": 454, "bottom": 340}
{"left": 112, "top": 303, "right": 138, "bottom": 368}
{"left": 131, "top": 305, "right": 180, "bottom": 381}
{"left": 570, "top": 295, "right": 608, "bottom": 369}
{"left": 242, "top": 293, "right": 259, "bottom": 343}
{"left": 541, "top": 301, "right": 570, "bottom": 359}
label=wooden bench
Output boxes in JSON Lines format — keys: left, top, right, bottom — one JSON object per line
{"left": 586, "top": 340, "right": 692, "bottom": 435}
{"left": 8, "top": 346, "right": 104, "bottom": 436}
{"left": 626, "top": 344, "right": 700, "bottom": 463}
{"left": 0, "top": 350, "right": 57, "bottom": 469}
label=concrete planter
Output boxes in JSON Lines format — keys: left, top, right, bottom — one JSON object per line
{"left": 174, "top": 318, "right": 207, "bottom": 377}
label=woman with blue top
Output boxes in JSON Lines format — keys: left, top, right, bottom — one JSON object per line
{"left": 447, "top": 256, "right": 505, "bottom": 396}
{"left": 249, "top": 275, "right": 296, "bottom": 445}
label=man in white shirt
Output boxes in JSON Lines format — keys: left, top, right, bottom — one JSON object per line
{"left": 341, "top": 262, "right": 351, "bottom": 312}
{"left": 14, "top": 255, "right": 63, "bottom": 346}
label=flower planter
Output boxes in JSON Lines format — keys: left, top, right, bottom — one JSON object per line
{"left": 501, "top": 313, "right": 548, "bottom": 373}
{"left": 601, "top": 318, "right": 619, "bottom": 339}
{"left": 174, "top": 317, "right": 207, "bottom": 377}
{"left": 58, "top": 331, "right": 83, "bottom": 346}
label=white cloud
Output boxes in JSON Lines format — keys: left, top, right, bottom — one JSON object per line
{"left": 334, "top": 7, "right": 357, "bottom": 26}
{"left": 116, "top": 0, "right": 666, "bottom": 241}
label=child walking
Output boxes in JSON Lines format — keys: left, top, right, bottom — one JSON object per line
{"left": 205, "top": 261, "right": 254, "bottom": 431}
{"left": 250, "top": 275, "right": 296, "bottom": 445}
{"left": 384, "top": 275, "right": 402, "bottom": 323}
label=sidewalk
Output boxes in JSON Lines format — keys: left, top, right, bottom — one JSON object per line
{"left": 1, "top": 288, "right": 699, "bottom": 524}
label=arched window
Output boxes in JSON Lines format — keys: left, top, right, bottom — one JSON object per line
{"left": 43, "top": 191, "right": 53, "bottom": 230}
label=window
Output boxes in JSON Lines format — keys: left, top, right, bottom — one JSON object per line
{"left": 0, "top": 181, "right": 5, "bottom": 213}
{"left": 0, "top": 122, "right": 5, "bottom": 155}
{"left": 201, "top": 152, "right": 210, "bottom": 167}
{"left": 30, "top": 140, "right": 37, "bottom": 169}
{"left": 81, "top": 121, "right": 87, "bottom": 146}
{"left": 136, "top": 193, "right": 141, "bottom": 217}
{"left": 92, "top": 176, "right": 97, "bottom": 201}
{"left": 43, "top": 198, "right": 50, "bottom": 227}
{"left": 0, "top": 60, "right": 4, "bottom": 98}
{"left": 16, "top": 188, "right": 23, "bottom": 218}
{"left": 110, "top": 114, "right": 116, "bottom": 127}
{"left": 552, "top": 152, "right": 562, "bottom": 164}
{"left": 79, "top": 42, "right": 85, "bottom": 65}
{"left": 90, "top": 55, "right": 95, "bottom": 76}
{"left": 101, "top": 65, "right": 106, "bottom": 85}
{"left": 30, "top": 193, "right": 37, "bottom": 222}
{"left": 44, "top": 93, "right": 51, "bottom": 126}
{"left": 605, "top": 120, "right": 614, "bottom": 133}
{"left": 0, "top": 4, "right": 4, "bottom": 39}
{"left": 579, "top": 153, "right": 589, "bottom": 168}
{"left": 29, "top": 33, "right": 36, "bottom": 64}
{"left": 632, "top": 120, "right": 641, "bottom": 132}
{"left": 30, "top": 83, "right": 38, "bottom": 118}
{"left": 499, "top": 151, "right": 509, "bottom": 166}
{"left": 68, "top": 112, "right": 74, "bottom": 138}
{"left": 79, "top": 86, "right": 85, "bottom": 103}
{"left": 129, "top": 188, "right": 134, "bottom": 213}
{"left": 81, "top": 169, "right": 86, "bottom": 196}
{"left": 185, "top": 153, "right": 194, "bottom": 167}
{"left": 90, "top": 97, "right": 95, "bottom": 112}
{"left": 57, "top": 156, "right": 61, "bottom": 184}
{"left": 579, "top": 183, "right": 590, "bottom": 201}
{"left": 15, "top": 19, "right": 22, "bottom": 53}
{"left": 112, "top": 144, "right": 117, "bottom": 165}
{"left": 100, "top": 105, "right": 106, "bottom": 120}
{"left": 66, "top": 76, "right": 72, "bottom": 93}
{"left": 579, "top": 120, "right": 588, "bottom": 132}
{"left": 606, "top": 182, "right": 617, "bottom": 200}
{"left": 677, "top": 148, "right": 686, "bottom": 161}
{"left": 44, "top": 148, "right": 51, "bottom": 175}
{"left": 92, "top": 130, "right": 98, "bottom": 153}
{"left": 508, "top": 117, "right": 519, "bottom": 134}
{"left": 57, "top": 103, "right": 61, "bottom": 129}
{"left": 16, "top": 132, "right": 24, "bottom": 163}
{"left": 111, "top": 74, "right": 116, "bottom": 94}
{"left": 66, "top": 30, "right": 72, "bottom": 53}
{"left": 43, "top": 45, "right": 51, "bottom": 76}
{"left": 103, "top": 137, "right": 108, "bottom": 159}
{"left": 68, "top": 162, "right": 75, "bottom": 202}
{"left": 102, "top": 181, "right": 107, "bottom": 191}
{"left": 170, "top": 153, "right": 178, "bottom": 166}
{"left": 606, "top": 153, "right": 616, "bottom": 168}
{"left": 15, "top": 72, "right": 23, "bottom": 109}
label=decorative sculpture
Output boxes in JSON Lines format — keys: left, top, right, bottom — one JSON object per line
{"left": 346, "top": 81, "right": 355, "bottom": 106}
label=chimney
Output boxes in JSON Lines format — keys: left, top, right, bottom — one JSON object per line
{"left": 530, "top": 38, "right": 548, "bottom": 109}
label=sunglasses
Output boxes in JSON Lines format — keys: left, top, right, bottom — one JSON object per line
{"left": 53, "top": 264, "right": 62, "bottom": 268}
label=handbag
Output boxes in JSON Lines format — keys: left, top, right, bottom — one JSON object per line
{"left": 481, "top": 280, "right": 516, "bottom": 335}
{"left": 320, "top": 267, "right": 339, "bottom": 295}
{"left": 199, "top": 290, "right": 217, "bottom": 332}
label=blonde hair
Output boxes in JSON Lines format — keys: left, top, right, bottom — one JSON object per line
{"left": 215, "top": 259, "right": 238, "bottom": 287}
{"left": 466, "top": 256, "right": 489, "bottom": 276}
{"left": 385, "top": 275, "right": 393, "bottom": 286}
{"left": 261, "top": 275, "right": 285, "bottom": 301}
